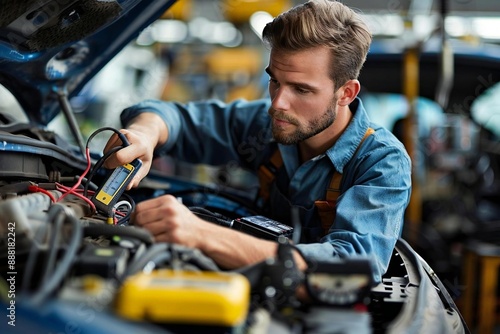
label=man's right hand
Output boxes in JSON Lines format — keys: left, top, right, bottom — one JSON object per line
{"left": 103, "top": 112, "right": 168, "bottom": 189}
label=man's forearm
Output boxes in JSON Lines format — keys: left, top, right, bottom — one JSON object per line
{"left": 196, "top": 220, "right": 307, "bottom": 270}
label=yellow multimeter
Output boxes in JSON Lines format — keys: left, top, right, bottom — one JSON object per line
{"left": 91, "top": 159, "right": 142, "bottom": 215}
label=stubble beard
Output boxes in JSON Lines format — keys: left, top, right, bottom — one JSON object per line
{"left": 270, "top": 101, "right": 338, "bottom": 145}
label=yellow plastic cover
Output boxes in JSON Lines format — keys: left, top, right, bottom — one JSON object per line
{"left": 115, "top": 269, "right": 250, "bottom": 326}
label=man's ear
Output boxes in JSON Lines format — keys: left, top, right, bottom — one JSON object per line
{"left": 337, "top": 80, "right": 360, "bottom": 106}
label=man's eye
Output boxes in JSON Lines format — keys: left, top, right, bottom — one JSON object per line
{"left": 295, "top": 87, "right": 310, "bottom": 94}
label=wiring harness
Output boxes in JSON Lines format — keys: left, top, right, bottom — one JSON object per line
{"left": 26, "top": 126, "right": 136, "bottom": 225}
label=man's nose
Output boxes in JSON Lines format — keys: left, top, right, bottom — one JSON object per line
{"left": 271, "top": 87, "right": 290, "bottom": 111}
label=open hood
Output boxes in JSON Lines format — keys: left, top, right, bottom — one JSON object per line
{"left": 0, "top": 0, "right": 177, "bottom": 126}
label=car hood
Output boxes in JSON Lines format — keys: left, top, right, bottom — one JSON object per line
{"left": 0, "top": 0, "right": 176, "bottom": 126}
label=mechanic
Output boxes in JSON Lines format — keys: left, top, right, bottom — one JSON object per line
{"left": 103, "top": 0, "right": 412, "bottom": 283}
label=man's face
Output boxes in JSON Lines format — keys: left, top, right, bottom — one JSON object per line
{"left": 266, "top": 46, "right": 338, "bottom": 145}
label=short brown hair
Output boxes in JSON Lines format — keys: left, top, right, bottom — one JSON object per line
{"left": 262, "top": 0, "right": 372, "bottom": 89}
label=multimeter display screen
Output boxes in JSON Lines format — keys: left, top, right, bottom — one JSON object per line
{"left": 102, "top": 166, "right": 131, "bottom": 196}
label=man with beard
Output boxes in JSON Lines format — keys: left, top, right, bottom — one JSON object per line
{"left": 104, "top": 0, "right": 411, "bottom": 283}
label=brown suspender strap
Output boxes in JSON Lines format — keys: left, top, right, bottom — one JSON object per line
{"left": 314, "top": 173, "right": 343, "bottom": 235}
{"left": 257, "top": 127, "right": 375, "bottom": 235}
{"left": 315, "top": 127, "right": 375, "bottom": 235}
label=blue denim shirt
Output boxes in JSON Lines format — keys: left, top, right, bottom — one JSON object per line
{"left": 121, "top": 97, "right": 412, "bottom": 282}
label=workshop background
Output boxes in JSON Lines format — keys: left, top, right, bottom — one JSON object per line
{"left": 1, "top": 0, "right": 498, "bottom": 332}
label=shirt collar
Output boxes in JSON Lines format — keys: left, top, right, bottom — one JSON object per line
{"left": 326, "top": 97, "right": 371, "bottom": 174}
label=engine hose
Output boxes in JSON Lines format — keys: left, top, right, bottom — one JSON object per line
{"left": 83, "top": 223, "right": 154, "bottom": 246}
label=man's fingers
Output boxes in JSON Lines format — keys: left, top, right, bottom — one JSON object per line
{"left": 133, "top": 196, "right": 177, "bottom": 223}
{"left": 137, "top": 220, "right": 169, "bottom": 237}
{"left": 103, "top": 145, "right": 138, "bottom": 169}
{"left": 136, "top": 195, "right": 178, "bottom": 212}
{"left": 103, "top": 133, "right": 122, "bottom": 152}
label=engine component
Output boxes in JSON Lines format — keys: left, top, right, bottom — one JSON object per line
{"left": 115, "top": 269, "right": 250, "bottom": 328}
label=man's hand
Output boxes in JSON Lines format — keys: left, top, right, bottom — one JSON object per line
{"left": 103, "top": 112, "right": 168, "bottom": 189}
{"left": 131, "top": 194, "right": 205, "bottom": 249}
